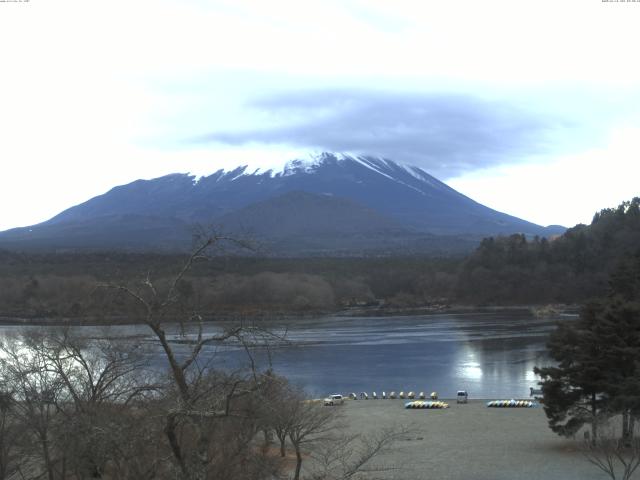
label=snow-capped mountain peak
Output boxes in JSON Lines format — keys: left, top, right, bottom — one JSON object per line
{"left": 222, "top": 152, "right": 359, "bottom": 179}
{"left": 0, "top": 151, "right": 565, "bottom": 254}
{"left": 217, "top": 152, "right": 442, "bottom": 193}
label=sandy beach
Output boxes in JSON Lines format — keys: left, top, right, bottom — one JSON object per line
{"left": 335, "top": 399, "right": 607, "bottom": 480}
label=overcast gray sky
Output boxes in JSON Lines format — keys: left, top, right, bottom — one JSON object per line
{"left": 1, "top": 0, "right": 639, "bottom": 230}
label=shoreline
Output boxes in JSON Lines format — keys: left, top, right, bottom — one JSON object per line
{"left": 0, "top": 303, "right": 580, "bottom": 327}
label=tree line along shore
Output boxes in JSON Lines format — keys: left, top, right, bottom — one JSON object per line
{"left": 0, "top": 198, "right": 639, "bottom": 322}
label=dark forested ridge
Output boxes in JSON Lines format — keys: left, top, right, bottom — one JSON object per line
{"left": 457, "top": 197, "right": 640, "bottom": 304}
{"left": 1, "top": 198, "right": 638, "bottom": 320}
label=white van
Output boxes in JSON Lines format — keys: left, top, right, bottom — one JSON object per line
{"left": 324, "top": 394, "right": 344, "bottom": 406}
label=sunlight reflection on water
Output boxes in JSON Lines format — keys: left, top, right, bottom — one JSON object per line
{"left": 0, "top": 310, "right": 565, "bottom": 399}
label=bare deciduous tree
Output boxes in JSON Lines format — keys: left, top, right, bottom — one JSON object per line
{"left": 0, "top": 335, "right": 66, "bottom": 480}
{"left": 0, "top": 387, "right": 24, "bottom": 480}
{"left": 288, "top": 399, "right": 340, "bottom": 480}
{"left": 308, "top": 425, "right": 410, "bottom": 480}
{"left": 582, "top": 417, "right": 640, "bottom": 480}
{"left": 101, "top": 233, "right": 286, "bottom": 479}
{"left": 30, "top": 329, "right": 157, "bottom": 479}
{"left": 0, "top": 330, "right": 164, "bottom": 480}
{"left": 258, "top": 373, "right": 298, "bottom": 458}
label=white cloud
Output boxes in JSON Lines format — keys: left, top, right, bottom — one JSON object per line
{"left": 449, "top": 127, "right": 640, "bottom": 228}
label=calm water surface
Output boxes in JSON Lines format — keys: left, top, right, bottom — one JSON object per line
{"left": 0, "top": 311, "right": 571, "bottom": 399}
{"left": 248, "top": 311, "right": 565, "bottom": 398}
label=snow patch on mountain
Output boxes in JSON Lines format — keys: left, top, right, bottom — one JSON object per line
{"left": 202, "top": 152, "right": 443, "bottom": 194}
{"left": 351, "top": 156, "right": 396, "bottom": 181}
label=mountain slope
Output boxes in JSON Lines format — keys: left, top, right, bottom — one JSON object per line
{"left": 217, "top": 190, "right": 406, "bottom": 237}
{"left": 0, "top": 214, "right": 193, "bottom": 252}
{"left": 0, "top": 153, "right": 564, "bottom": 253}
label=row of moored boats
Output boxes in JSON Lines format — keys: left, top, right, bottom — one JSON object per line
{"left": 486, "top": 399, "right": 537, "bottom": 408}
{"left": 349, "top": 391, "right": 440, "bottom": 400}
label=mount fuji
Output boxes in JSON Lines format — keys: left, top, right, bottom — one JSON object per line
{"left": 0, "top": 153, "right": 564, "bottom": 254}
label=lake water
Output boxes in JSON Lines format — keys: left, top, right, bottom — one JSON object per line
{"left": 0, "top": 310, "right": 570, "bottom": 399}
{"left": 246, "top": 311, "right": 567, "bottom": 399}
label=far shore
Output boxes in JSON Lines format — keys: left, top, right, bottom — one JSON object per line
{"left": 0, "top": 303, "right": 580, "bottom": 327}
{"left": 329, "top": 399, "right": 604, "bottom": 480}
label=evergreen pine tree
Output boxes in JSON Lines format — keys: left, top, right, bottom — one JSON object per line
{"left": 534, "top": 307, "right": 610, "bottom": 440}
{"left": 535, "top": 251, "right": 640, "bottom": 442}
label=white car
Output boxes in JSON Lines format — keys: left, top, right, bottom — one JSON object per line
{"left": 323, "top": 394, "right": 344, "bottom": 406}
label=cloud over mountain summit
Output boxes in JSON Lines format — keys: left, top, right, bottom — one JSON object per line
{"left": 200, "top": 89, "right": 567, "bottom": 178}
